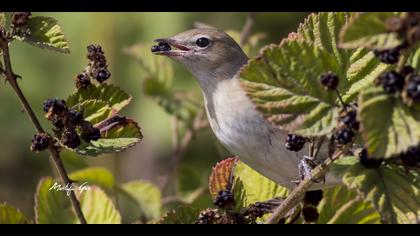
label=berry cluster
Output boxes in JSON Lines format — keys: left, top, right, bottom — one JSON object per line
{"left": 285, "top": 134, "right": 307, "bottom": 152}
{"left": 74, "top": 44, "right": 111, "bottom": 89}
{"left": 358, "top": 148, "right": 384, "bottom": 168}
{"left": 333, "top": 104, "right": 359, "bottom": 145}
{"left": 87, "top": 44, "right": 111, "bottom": 83}
{"left": 301, "top": 190, "right": 323, "bottom": 223}
{"left": 43, "top": 98, "right": 101, "bottom": 149}
{"left": 214, "top": 190, "right": 235, "bottom": 209}
{"left": 319, "top": 72, "right": 339, "bottom": 90}
{"left": 11, "top": 12, "right": 31, "bottom": 27}
{"left": 30, "top": 133, "right": 50, "bottom": 152}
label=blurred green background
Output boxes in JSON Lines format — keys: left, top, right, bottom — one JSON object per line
{"left": 0, "top": 12, "right": 308, "bottom": 217}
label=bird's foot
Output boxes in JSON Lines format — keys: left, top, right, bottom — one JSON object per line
{"left": 297, "top": 155, "right": 325, "bottom": 184}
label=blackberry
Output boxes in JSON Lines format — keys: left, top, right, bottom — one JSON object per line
{"left": 320, "top": 72, "right": 339, "bottom": 90}
{"left": 75, "top": 72, "right": 91, "bottom": 89}
{"left": 11, "top": 12, "right": 31, "bottom": 27}
{"left": 333, "top": 128, "right": 354, "bottom": 145}
{"left": 339, "top": 107, "right": 359, "bottom": 131}
{"left": 94, "top": 68, "right": 111, "bottom": 83}
{"left": 80, "top": 121, "right": 101, "bottom": 142}
{"left": 151, "top": 45, "right": 160, "bottom": 53}
{"left": 43, "top": 98, "right": 68, "bottom": 118}
{"left": 51, "top": 116, "right": 64, "bottom": 129}
{"left": 358, "top": 148, "right": 383, "bottom": 168}
{"left": 61, "top": 128, "right": 81, "bottom": 149}
{"left": 302, "top": 205, "right": 319, "bottom": 223}
{"left": 373, "top": 48, "right": 400, "bottom": 64}
{"left": 158, "top": 42, "right": 171, "bottom": 51}
{"left": 285, "top": 134, "right": 307, "bottom": 152}
{"left": 400, "top": 146, "right": 420, "bottom": 167}
{"left": 375, "top": 71, "right": 405, "bottom": 94}
{"left": 87, "top": 44, "right": 105, "bottom": 61}
{"left": 68, "top": 109, "right": 84, "bottom": 126}
{"left": 304, "top": 190, "right": 323, "bottom": 206}
{"left": 30, "top": 133, "right": 50, "bottom": 152}
{"left": 196, "top": 209, "right": 219, "bottom": 224}
{"left": 405, "top": 75, "right": 420, "bottom": 102}
{"left": 214, "top": 190, "right": 235, "bottom": 209}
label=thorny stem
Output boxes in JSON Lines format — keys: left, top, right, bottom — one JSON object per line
{"left": 0, "top": 36, "right": 87, "bottom": 224}
{"left": 265, "top": 150, "right": 343, "bottom": 224}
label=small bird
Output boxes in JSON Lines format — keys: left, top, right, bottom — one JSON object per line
{"left": 153, "top": 28, "right": 341, "bottom": 189}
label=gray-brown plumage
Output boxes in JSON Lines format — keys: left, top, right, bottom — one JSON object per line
{"left": 153, "top": 28, "right": 340, "bottom": 189}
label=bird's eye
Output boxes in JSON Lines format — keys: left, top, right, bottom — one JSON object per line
{"left": 196, "top": 37, "right": 210, "bottom": 47}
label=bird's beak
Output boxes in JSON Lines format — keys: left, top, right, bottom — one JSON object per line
{"left": 152, "top": 38, "right": 192, "bottom": 57}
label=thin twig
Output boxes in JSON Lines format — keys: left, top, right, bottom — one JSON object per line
{"left": 265, "top": 150, "right": 343, "bottom": 224}
{"left": 0, "top": 36, "right": 87, "bottom": 224}
{"left": 240, "top": 12, "right": 257, "bottom": 46}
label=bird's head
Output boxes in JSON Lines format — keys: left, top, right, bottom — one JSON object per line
{"left": 152, "top": 28, "right": 248, "bottom": 85}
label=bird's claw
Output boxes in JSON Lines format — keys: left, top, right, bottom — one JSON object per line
{"left": 297, "top": 155, "right": 325, "bottom": 183}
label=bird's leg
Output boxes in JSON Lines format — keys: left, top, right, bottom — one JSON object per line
{"left": 297, "top": 155, "right": 325, "bottom": 183}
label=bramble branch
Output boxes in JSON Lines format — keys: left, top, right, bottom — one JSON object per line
{"left": 265, "top": 150, "right": 343, "bottom": 224}
{"left": 0, "top": 34, "right": 87, "bottom": 224}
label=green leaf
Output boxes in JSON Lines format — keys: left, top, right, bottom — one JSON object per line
{"left": 13, "top": 16, "right": 70, "bottom": 53}
{"left": 408, "top": 44, "right": 420, "bottom": 70}
{"left": 67, "top": 84, "right": 132, "bottom": 112}
{"left": 35, "top": 177, "right": 75, "bottom": 224}
{"left": 69, "top": 167, "right": 115, "bottom": 191}
{"left": 234, "top": 161, "right": 289, "bottom": 207}
{"left": 69, "top": 117, "right": 143, "bottom": 157}
{"left": 240, "top": 40, "right": 339, "bottom": 136}
{"left": 71, "top": 100, "right": 113, "bottom": 125}
{"left": 331, "top": 156, "right": 420, "bottom": 223}
{"left": 208, "top": 157, "right": 238, "bottom": 200}
{"left": 317, "top": 185, "right": 381, "bottom": 224}
{"left": 339, "top": 12, "right": 403, "bottom": 50}
{"left": 359, "top": 86, "right": 420, "bottom": 158}
{"left": 118, "top": 180, "right": 162, "bottom": 222}
{"left": 74, "top": 137, "right": 141, "bottom": 157}
{"left": 239, "top": 12, "right": 386, "bottom": 136}
{"left": 0, "top": 203, "right": 29, "bottom": 224}
{"left": 157, "top": 206, "right": 200, "bottom": 224}
{"left": 79, "top": 187, "right": 121, "bottom": 224}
